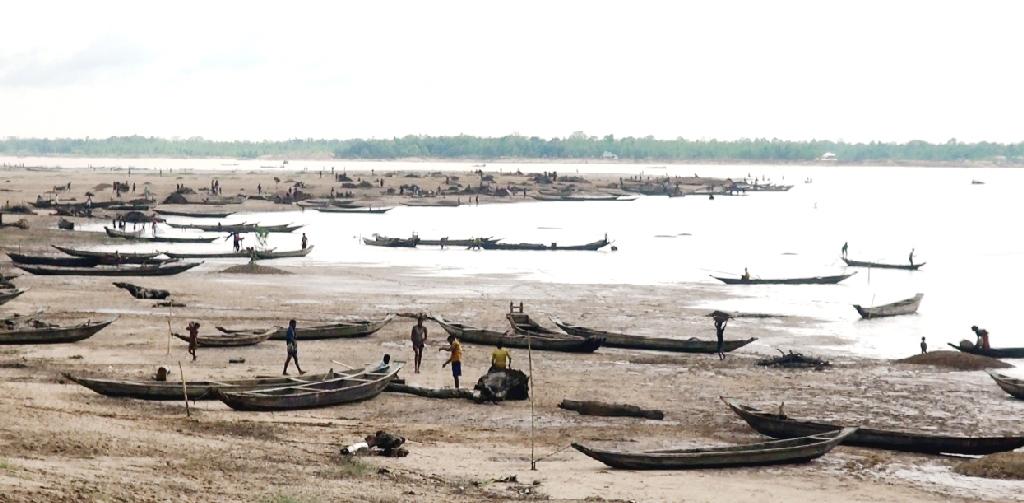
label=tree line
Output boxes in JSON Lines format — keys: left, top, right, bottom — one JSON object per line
{"left": 1, "top": 135, "right": 1022, "bottom": 163}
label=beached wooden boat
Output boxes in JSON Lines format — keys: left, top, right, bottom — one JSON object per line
{"left": 988, "top": 371, "right": 1024, "bottom": 400}
{"left": 16, "top": 261, "right": 201, "bottom": 276}
{"left": 481, "top": 236, "right": 610, "bottom": 251}
{"left": 723, "top": 398, "right": 1024, "bottom": 455}
{"left": 362, "top": 235, "right": 419, "bottom": 247}
{"left": 57, "top": 218, "right": 75, "bottom": 230}
{"left": 854, "top": 294, "right": 923, "bottom": 319}
{"left": 218, "top": 314, "right": 395, "bottom": 340}
{"left": 842, "top": 258, "right": 925, "bottom": 271}
{"left": 0, "top": 288, "right": 27, "bottom": 306}
{"left": 155, "top": 209, "right": 235, "bottom": 218}
{"left": 166, "top": 246, "right": 311, "bottom": 260}
{"left": 0, "top": 318, "right": 115, "bottom": 344}
{"left": 65, "top": 371, "right": 337, "bottom": 401}
{"left": 173, "top": 328, "right": 274, "bottom": 347}
{"left": 7, "top": 252, "right": 100, "bottom": 267}
{"left": 401, "top": 199, "right": 461, "bottom": 207}
{"left": 946, "top": 343, "right": 1024, "bottom": 359}
{"left": 167, "top": 222, "right": 301, "bottom": 233}
{"left": 53, "top": 246, "right": 161, "bottom": 261}
{"left": 255, "top": 246, "right": 313, "bottom": 259}
{"left": 572, "top": 427, "right": 855, "bottom": 470}
{"left": 431, "top": 315, "right": 602, "bottom": 353}
{"left": 417, "top": 237, "right": 500, "bottom": 247}
{"left": 165, "top": 249, "right": 257, "bottom": 259}
{"left": 216, "top": 364, "right": 402, "bottom": 411}
{"left": 532, "top": 193, "right": 632, "bottom": 202}
{"left": 711, "top": 273, "right": 855, "bottom": 285}
{"left": 551, "top": 317, "right": 756, "bottom": 353}
{"left": 317, "top": 206, "right": 393, "bottom": 214}
{"left": 105, "top": 227, "right": 143, "bottom": 239}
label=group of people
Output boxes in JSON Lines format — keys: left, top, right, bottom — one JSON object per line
{"left": 409, "top": 316, "right": 510, "bottom": 389}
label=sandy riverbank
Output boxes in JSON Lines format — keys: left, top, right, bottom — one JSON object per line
{"left": 0, "top": 167, "right": 1021, "bottom": 502}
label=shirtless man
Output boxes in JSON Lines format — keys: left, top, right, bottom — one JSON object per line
{"left": 410, "top": 316, "right": 427, "bottom": 373}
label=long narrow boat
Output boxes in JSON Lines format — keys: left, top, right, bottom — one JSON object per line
{"left": 7, "top": 252, "right": 100, "bottom": 267}
{"left": 551, "top": 317, "right": 756, "bottom": 353}
{"left": 165, "top": 250, "right": 258, "bottom": 259}
{"left": 711, "top": 273, "right": 855, "bottom": 285}
{"left": 64, "top": 371, "right": 337, "bottom": 401}
{"left": 16, "top": 262, "right": 201, "bottom": 276}
{"left": 166, "top": 222, "right": 301, "bottom": 233}
{"left": 572, "top": 428, "right": 856, "bottom": 470}
{"left": 104, "top": 227, "right": 144, "bottom": 239}
{"left": 0, "top": 318, "right": 116, "bottom": 344}
{"left": 53, "top": 246, "right": 161, "bottom": 261}
{"left": 0, "top": 288, "right": 27, "bottom": 306}
{"left": 946, "top": 343, "right": 1024, "bottom": 359}
{"left": 842, "top": 258, "right": 925, "bottom": 271}
{"left": 853, "top": 294, "right": 924, "bottom": 319}
{"left": 401, "top": 199, "right": 461, "bottom": 207}
{"left": 155, "top": 209, "right": 235, "bottom": 218}
{"left": 723, "top": 398, "right": 1024, "bottom": 455}
{"left": 430, "top": 315, "right": 602, "bottom": 353}
{"left": 417, "top": 237, "right": 500, "bottom": 247}
{"left": 256, "top": 246, "right": 313, "bottom": 259}
{"left": 362, "top": 235, "right": 419, "bottom": 247}
{"left": 163, "top": 246, "right": 312, "bottom": 260}
{"left": 173, "top": 329, "right": 274, "bottom": 347}
{"left": 481, "top": 236, "right": 610, "bottom": 251}
{"left": 216, "top": 364, "right": 403, "bottom": 411}
{"left": 988, "top": 371, "right": 1024, "bottom": 400}
{"left": 532, "top": 193, "right": 633, "bottom": 202}
{"left": 218, "top": 314, "right": 395, "bottom": 340}
{"left": 317, "top": 206, "right": 393, "bottom": 214}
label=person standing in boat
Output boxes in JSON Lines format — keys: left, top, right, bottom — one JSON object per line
{"left": 440, "top": 334, "right": 463, "bottom": 388}
{"left": 283, "top": 319, "right": 305, "bottom": 375}
{"left": 186, "top": 321, "right": 200, "bottom": 361}
{"left": 841, "top": 242, "right": 848, "bottom": 258}
{"left": 410, "top": 316, "right": 427, "bottom": 373}
{"left": 712, "top": 312, "right": 729, "bottom": 360}
{"left": 908, "top": 248, "right": 915, "bottom": 267}
{"left": 971, "top": 325, "right": 990, "bottom": 350}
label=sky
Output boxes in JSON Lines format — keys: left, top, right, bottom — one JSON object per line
{"left": 1, "top": 0, "right": 1022, "bottom": 143}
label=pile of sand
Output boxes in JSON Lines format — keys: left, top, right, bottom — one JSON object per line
{"left": 956, "top": 452, "right": 1024, "bottom": 479}
{"left": 220, "top": 263, "right": 290, "bottom": 275}
{"left": 895, "top": 350, "right": 1011, "bottom": 370}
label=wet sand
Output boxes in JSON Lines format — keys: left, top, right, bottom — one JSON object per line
{"left": 0, "top": 166, "right": 1021, "bottom": 502}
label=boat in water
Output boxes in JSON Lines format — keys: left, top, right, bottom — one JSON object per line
{"left": 853, "top": 294, "right": 923, "bottom": 319}
{"left": 711, "top": 273, "right": 855, "bottom": 285}
{"left": 842, "top": 258, "right": 924, "bottom": 271}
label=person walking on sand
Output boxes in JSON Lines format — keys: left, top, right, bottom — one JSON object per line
{"left": 712, "top": 312, "right": 729, "bottom": 360}
{"left": 491, "top": 343, "right": 511, "bottom": 371}
{"left": 841, "top": 242, "right": 848, "bottom": 259}
{"left": 283, "top": 319, "right": 305, "bottom": 375}
{"left": 440, "top": 334, "right": 463, "bottom": 388}
{"left": 410, "top": 316, "right": 427, "bottom": 373}
{"left": 301, "top": 233, "right": 308, "bottom": 250}
{"left": 920, "top": 336, "right": 928, "bottom": 354}
{"left": 186, "top": 321, "right": 200, "bottom": 361}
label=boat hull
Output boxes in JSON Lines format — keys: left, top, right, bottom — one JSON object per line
{"left": 0, "top": 319, "right": 115, "bottom": 345}
{"left": 712, "top": 273, "right": 855, "bottom": 285}
{"left": 853, "top": 294, "right": 924, "bottom": 319}
{"left": 553, "top": 318, "right": 756, "bottom": 353}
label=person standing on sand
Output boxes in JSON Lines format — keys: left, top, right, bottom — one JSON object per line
{"left": 301, "top": 233, "right": 308, "bottom": 250}
{"left": 440, "top": 334, "right": 463, "bottom": 388}
{"left": 842, "top": 242, "right": 848, "bottom": 258}
{"left": 283, "top": 319, "right": 305, "bottom": 375}
{"left": 920, "top": 337, "right": 927, "bottom": 354}
{"left": 186, "top": 321, "right": 200, "bottom": 361}
{"left": 713, "top": 313, "right": 729, "bottom": 360}
{"left": 410, "top": 316, "right": 427, "bottom": 373}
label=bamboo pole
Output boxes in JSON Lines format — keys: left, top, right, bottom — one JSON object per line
{"left": 178, "top": 361, "right": 190, "bottom": 418}
{"left": 528, "top": 333, "right": 536, "bottom": 471}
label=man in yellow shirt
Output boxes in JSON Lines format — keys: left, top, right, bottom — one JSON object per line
{"left": 491, "top": 343, "right": 511, "bottom": 370}
{"left": 440, "top": 334, "right": 463, "bottom": 388}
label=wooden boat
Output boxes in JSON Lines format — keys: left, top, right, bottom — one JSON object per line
{"left": 946, "top": 343, "right": 1024, "bottom": 359}
{"left": 481, "top": 236, "right": 610, "bottom": 251}
{"left": 854, "top": 294, "right": 923, "bottom": 319}
{"left": 216, "top": 364, "right": 403, "bottom": 411}
{"left": 64, "top": 371, "right": 338, "bottom": 401}
{"left": 16, "top": 261, "right": 201, "bottom": 276}
{"left": 164, "top": 246, "right": 311, "bottom": 260}
{"left": 551, "top": 317, "right": 756, "bottom": 353}
{"left": 572, "top": 427, "right": 856, "bottom": 470}
{"left": 173, "top": 329, "right": 274, "bottom": 347}
{"left": 417, "top": 237, "right": 500, "bottom": 247}
{"left": 0, "top": 288, "right": 27, "bottom": 306}
{"left": 53, "top": 246, "right": 161, "bottom": 261}
{"left": 155, "top": 209, "right": 235, "bottom": 218}
{"left": 107, "top": 204, "right": 150, "bottom": 211}
{"left": 988, "top": 371, "right": 1024, "bottom": 400}
{"left": 57, "top": 218, "right": 75, "bottom": 230}
{"left": 842, "top": 258, "right": 925, "bottom": 271}
{"left": 0, "top": 318, "right": 115, "bottom": 344}
{"left": 430, "top": 315, "right": 602, "bottom": 353}
{"left": 105, "top": 227, "right": 143, "bottom": 239}
{"left": 255, "top": 246, "right": 313, "bottom": 259}
{"left": 317, "top": 206, "right": 393, "bottom": 214}
{"left": 402, "top": 199, "right": 461, "bottom": 207}
{"left": 711, "top": 273, "right": 855, "bottom": 285}
{"left": 218, "top": 314, "right": 395, "bottom": 340}
{"left": 7, "top": 252, "right": 100, "bottom": 267}
{"left": 723, "top": 398, "right": 1024, "bottom": 455}
{"left": 363, "top": 235, "right": 419, "bottom": 247}
{"left": 166, "top": 222, "right": 301, "bottom": 234}
{"left": 532, "top": 193, "right": 631, "bottom": 202}
{"left": 165, "top": 249, "right": 257, "bottom": 259}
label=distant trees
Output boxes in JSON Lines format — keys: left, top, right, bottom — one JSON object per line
{"left": 1, "top": 135, "right": 1022, "bottom": 163}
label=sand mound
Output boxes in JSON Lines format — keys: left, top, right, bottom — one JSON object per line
{"left": 221, "top": 263, "right": 290, "bottom": 275}
{"left": 956, "top": 452, "right": 1024, "bottom": 479}
{"left": 895, "top": 350, "right": 1011, "bottom": 370}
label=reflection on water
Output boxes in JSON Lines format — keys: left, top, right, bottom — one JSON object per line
{"left": 64, "top": 162, "right": 1024, "bottom": 361}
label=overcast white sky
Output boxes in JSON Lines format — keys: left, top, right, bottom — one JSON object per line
{"left": 1, "top": 1, "right": 1022, "bottom": 142}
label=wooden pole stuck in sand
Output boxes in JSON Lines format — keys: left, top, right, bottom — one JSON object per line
{"left": 178, "top": 361, "right": 191, "bottom": 418}
{"left": 528, "top": 333, "right": 536, "bottom": 471}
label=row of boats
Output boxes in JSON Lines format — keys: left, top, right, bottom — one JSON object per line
{"left": 711, "top": 256, "right": 926, "bottom": 286}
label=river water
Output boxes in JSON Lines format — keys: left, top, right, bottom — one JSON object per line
{"left": 14, "top": 157, "right": 1020, "bottom": 361}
